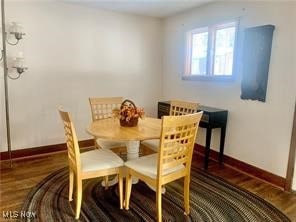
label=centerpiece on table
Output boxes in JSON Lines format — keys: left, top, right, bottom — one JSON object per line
{"left": 113, "top": 99, "right": 144, "bottom": 127}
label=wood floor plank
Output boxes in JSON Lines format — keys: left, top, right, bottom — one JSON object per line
{"left": 0, "top": 148, "right": 295, "bottom": 221}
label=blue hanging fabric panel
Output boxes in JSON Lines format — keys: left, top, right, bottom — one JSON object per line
{"left": 240, "top": 25, "right": 275, "bottom": 102}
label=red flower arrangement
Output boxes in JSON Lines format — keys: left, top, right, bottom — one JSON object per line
{"left": 119, "top": 105, "right": 144, "bottom": 122}
{"left": 113, "top": 99, "right": 144, "bottom": 127}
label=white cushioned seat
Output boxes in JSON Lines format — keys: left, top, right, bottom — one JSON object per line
{"left": 81, "top": 149, "right": 124, "bottom": 173}
{"left": 96, "top": 139, "right": 126, "bottom": 149}
{"left": 124, "top": 153, "right": 184, "bottom": 179}
{"left": 141, "top": 139, "right": 159, "bottom": 152}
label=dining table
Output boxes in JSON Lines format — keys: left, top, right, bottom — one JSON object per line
{"left": 86, "top": 116, "right": 162, "bottom": 185}
{"left": 87, "top": 116, "right": 161, "bottom": 157}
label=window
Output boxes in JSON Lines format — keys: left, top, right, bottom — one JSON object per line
{"left": 184, "top": 21, "right": 238, "bottom": 80}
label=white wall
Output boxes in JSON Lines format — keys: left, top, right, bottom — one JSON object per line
{"left": 0, "top": 1, "right": 163, "bottom": 151}
{"left": 162, "top": 1, "right": 296, "bottom": 178}
{"left": 293, "top": 18, "right": 296, "bottom": 190}
{"left": 1, "top": 0, "right": 295, "bottom": 186}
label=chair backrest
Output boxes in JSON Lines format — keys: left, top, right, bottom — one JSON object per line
{"left": 89, "top": 97, "right": 123, "bottom": 121}
{"left": 157, "top": 112, "right": 203, "bottom": 181}
{"left": 58, "top": 109, "right": 81, "bottom": 174}
{"left": 169, "top": 100, "right": 199, "bottom": 116}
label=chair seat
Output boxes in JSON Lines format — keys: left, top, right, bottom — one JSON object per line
{"left": 96, "top": 139, "right": 126, "bottom": 149}
{"left": 141, "top": 139, "right": 159, "bottom": 152}
{"left": 125, "top": 153, "right": 184, "bottom": 179}
{"left": 81, "top": 149, "right": 124, "bottom": 173}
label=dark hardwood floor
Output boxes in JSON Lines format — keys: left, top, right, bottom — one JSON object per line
{"left": 0, "top": 147, "right": 295, "bottom": 221}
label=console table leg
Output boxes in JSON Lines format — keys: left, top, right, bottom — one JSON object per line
{"left": 219, "top": 125, "right": 226, "bottom": 164}
{"left": 204, "top": 127, "right": 212, "bottom": 170}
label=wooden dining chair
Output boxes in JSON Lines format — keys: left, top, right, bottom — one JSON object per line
{"left": 125, "top": 112, "right": 203, "bottom": 222}
{"left": 141, "top": 100, "right": 199, "bottom": 152}
{"left": 58, "top": 109, "right": 124, "bottom": 219}
{"left": 89, "top": 97, "right": 126, "bottom": 150}
{"left": 169, "top": 100, "right": 198, "bottom": 116}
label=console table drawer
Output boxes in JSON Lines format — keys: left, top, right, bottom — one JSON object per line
{"left": 201, "top": 113, "right": 209, "bottom": 123}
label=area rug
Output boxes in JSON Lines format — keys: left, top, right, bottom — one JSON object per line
{"left": 20, "top": 167, "right": 290, "bottom": 222}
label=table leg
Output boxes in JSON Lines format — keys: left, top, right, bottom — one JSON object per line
{"left": 101, "top": 141, "right": 140, "bottom": 187}
{"left": 204, "top": 127, "right": 212, "bottom": 170}
{"left": 126, "top": 141, "right": 140, "bottom": 160}
{"left": 126, "top": 141, "right": 140, "bottom": 184}
{"left": 126, "top": 141, "right": 165, "bottom": 193}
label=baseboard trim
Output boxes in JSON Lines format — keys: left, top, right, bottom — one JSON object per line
{"left": 0, "top": 139, "right": 94, "bottom": 161}
{"left": 0, "top": 141, "right": 286, "bottom": 189}
{"left": 194, "top": 144, "right": 286, "bottom": 189}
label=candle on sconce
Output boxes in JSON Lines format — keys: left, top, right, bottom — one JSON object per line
{"left": 16, "top": 23, "right": 23, "bottom": 34}
{"left": 10, "top": 22, "right": 17, "bottom": 33}
{"left": 9, "top": 22, "right": 25, "bottom": 41}
{"left": 13, "top": 52, "right": 25, "bottom": 68}
{"left": 11, "top": 22, "right": 23, "bottom": 34}
{"left": 14, "top": 58, "right": 23, "bottom": 68}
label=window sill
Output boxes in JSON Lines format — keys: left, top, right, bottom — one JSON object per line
{"left": 182, "top": 75, "right": 235, "bottom": 82}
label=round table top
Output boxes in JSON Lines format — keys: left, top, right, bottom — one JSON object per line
{"left": 86, "top": 117, "right": 161, "bottom": 141}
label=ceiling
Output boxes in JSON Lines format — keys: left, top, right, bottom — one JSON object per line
{"left": 62, "top": 0, "right": 213, "bottom": 18}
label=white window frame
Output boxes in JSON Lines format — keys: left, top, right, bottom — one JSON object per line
{"left": 183, "top": 20, "right": 238, "bottom": 81}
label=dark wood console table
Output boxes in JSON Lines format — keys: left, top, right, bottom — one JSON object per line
{"left": 158, "top": 101, "right": 228, "bottom": 169}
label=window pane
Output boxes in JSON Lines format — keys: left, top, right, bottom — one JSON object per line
{"left": 191, "top": 32, "right": 208, "bottom": 75}
{"left": 214, "top": 26, "right": 235, "bottom": 76}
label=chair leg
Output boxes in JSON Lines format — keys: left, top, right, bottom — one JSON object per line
{"left": 75, "top": 178, "right": 83, "bottom": 219}
{"left": 118, "top": 169, "right": 123, "bottom": 209}
{"left": 94, "top": 138, "right": 100, "bottom": 149}
{"left": 125, "top": 172, "right": 132, "bottom": 210}
{"left": 156, "top": 184, "right": 162, "bottom": 222}
{"left": 69, "top": 170, "right": 74, "bottom": 201}
{"left": 184, "top": 175, "right": 190, "bottom": 215}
